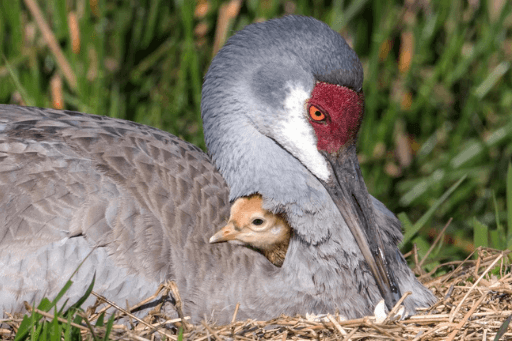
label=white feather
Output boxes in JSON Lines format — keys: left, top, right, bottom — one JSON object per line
{"left": 277, "top": 85, "right": 330, "bottom": 181}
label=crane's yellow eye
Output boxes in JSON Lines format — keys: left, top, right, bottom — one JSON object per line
{"left": 309, "top": 105, "right": 325, "bottom": 121}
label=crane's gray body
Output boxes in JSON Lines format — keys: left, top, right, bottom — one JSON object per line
{"left": 0, "top": 16, "right": 435, "bottom": 324}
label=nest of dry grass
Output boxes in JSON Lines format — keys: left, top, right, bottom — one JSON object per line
{"left": 1, "top": 248, "right": 511, "bottom": 341}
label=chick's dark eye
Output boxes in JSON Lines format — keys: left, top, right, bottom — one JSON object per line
{"left": 252, "top": 218, "right": 264, "bottom": 226}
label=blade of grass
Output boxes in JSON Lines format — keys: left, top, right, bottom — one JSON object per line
{"left": 419, "top": 218, "right": 453, "bottom": 267}
{"left": 2, "top": 55, "right": 34, "bottom": 106}
{"left": 398, "top": 212, "right": 413, "bottom": 233}
{"left": 32, "top": 308, "right": 44, "bottom": 341}
{"left": 399, "top": 169, "right": 447, "bottom": 206}
{"left": 63, "top": 313, "right": 72, "bottom": 341}
{"left": 41, "top": 320, "right": 48, "bottom": 341}
{"left": 103, "top": 313, "right": 115, "bottom": 341}
{"left": 451, "top": 122, "right": 512, "bottom": 169}
{"left": 36, "top": 298, "right": 53, "bottom": 312}
{"left": 50, "top": 307, "right": 61, "bottom": 341}
{"left": 80, "top": 312, "right": 100, "bottom": 341}
{"left": 490, "top": 230, "right": 500, "bottom": 250}
{"left": 474, "top": 61, "right": 510, "bottom": 99}
{"left": 15, "top": 247, "right": 100, "bottom": 341}
{"left": 46, "top": 280, "right": 73, "bottom": 312}
{"left": 23, "top": 0, "right": 77, "bottom": 89}
{"left": 494, "top": 315, "right": 512, "bottom": 341}
{"left": 141, "top": 0, "right": 162, "bottom": 48}
{"left": 0, "top": 1, "right": 22, "bottom": 56}
{"left": 14, "top": 315, "right": 33, "bottom": 341}
{"left": 492, "top": 191, "right": 505, "bottom": 249}
{"left": 473, "top": 217, "right": 489, "bottom": 249}
{"left": 401, "top": 175, "right": 467, "bottom": 246}
{"left": 95, "top": 312, "right": 105, "bottom": 327}
{"left": 64, "top": 274, "right": 95, "bottom": 314}
{"left": 52, "top": 0, "right": 68, "bottom": 40}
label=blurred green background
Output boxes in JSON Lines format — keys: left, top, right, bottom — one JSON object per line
{"left": 1, "top": 0, "right": 511, "bottom": 269}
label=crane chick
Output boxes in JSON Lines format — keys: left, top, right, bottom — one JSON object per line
{"left": 209, "top": 194, "right": 291, "bottom": 267}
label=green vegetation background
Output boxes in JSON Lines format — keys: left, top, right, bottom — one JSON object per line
{"left": 1, "top": 0, "right": 511, "bottom": 270}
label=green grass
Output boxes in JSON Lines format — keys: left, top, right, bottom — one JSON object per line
{"left": 1, "top": 0, "right": 512, "bottom": 264}
{"left": 11, "top": 275, "right": 116, "bottom": 341}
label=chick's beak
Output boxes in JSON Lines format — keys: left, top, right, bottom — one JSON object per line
{"left": 209, "top": 223, "right": 239, "bottom": 243}
{"left": 319, "top": 144, "right": 401, "bottom": 311}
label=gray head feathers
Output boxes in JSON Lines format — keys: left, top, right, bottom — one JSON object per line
{"left": 202, "top": 16, "right": 363, "bottom": 244}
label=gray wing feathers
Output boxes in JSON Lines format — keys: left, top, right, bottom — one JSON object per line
{"left": 0, "top": 105, "right": 230, "bottom": 315}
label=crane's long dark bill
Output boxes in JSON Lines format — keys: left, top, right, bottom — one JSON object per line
{"left": 320, "top": 146, "right": 401, "bottom": 311}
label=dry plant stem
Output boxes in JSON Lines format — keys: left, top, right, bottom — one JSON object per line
{"left": 146, "top": 282, "right": 173, "bottom": 320}
{"left": 444, "top": 284, "right": 454, "bottom": 300}
{"left": 126, "top": 332, "right": 151, "bottom": 341}
{"left": 202, "top": 321, "right": 224, "bottom": 340}
{"left": 363, "top": 318, "right": 407, "bottom": 341}
{"left": 412, "top": 244, "right": 428, "bottom": 276}
{"left": 449, "top": 253, "right": 504, "bottom": 322}
{"left": 498, "top": 273, "right": 512, "bottom": 284}
{"left": 126, "top": 300, "right": 135, "bottom": 329}
{"left": 326, "top": 314, "right": 347, "bottom": 336}
{"left": 91, "top": 282, "right": 169, "bottom": 322}
{"left": 419, "top": 218, "right": 453, "bottom": 268}
{"left": 402, "top": 310, "right": 512, "bottom": 324}
{"left": 91, "top": 292, "right": 177, "bottom": 341}
{"left": 23, "top": 0, "right": 77, "bottom": 89}
{"left": 212, "top": 0, "right": 241, "bottom": 55}
{"left": 500, "top": 255, "right": 505, "bottom": 278}
{"left": 192, "top": 332, "right": 215, "bottom": 341}
{"left": 142, "top": 317, "right": 192, "bottom": 329}
{"left": 68, "top": 11, "right": 80, "bottom": 54}
{"left": 383, "top": 291, "right": 411, "bottom": 323}
{"left": 423, "top": 250, "right": 480, "bottom": 283}
{"left": 342, "top": 327, "right": 358, "bottom": 341}
{"left": 78, "top": 311, "right": 99, "bottom": 340}
{"left": 426, "top": 285, "right": 454, "bottom": 313}
{"left": 445, "top": 293, "right": 488, "bottom": 341}
{"left": 304, "top": 328, "right": 317, "bottom": 338}
{"left": 439, "top": 249, "right": 480, "bottom": 284}
{"left": 413, "top": 243, "right": 419, "bottom": 268}
{"left": 231, "top": 302, "right": 240, "bottom": 323}
{"left": 412, "top": 325, "right": 450, "bottom": 341}
{"left": 23, "top": 302, "right": 88, "bottom": 331}
{"left": 168, "top": 281, "right": 189, "bottom": 332}
{"left": 474, "top": 251, "right": 481, "bottom": 278}
{"left": 87, "top": 297, "right": 114, "bottom": 322}
{"left": 132, "top": 283, "right": 168, "bottom": 311}
{"left": 50, "top": 74, "right": 63, "bottom": 109}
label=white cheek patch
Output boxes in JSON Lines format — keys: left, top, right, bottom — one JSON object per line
{"left": 278, "top": 85, "right": 330, "bottom": 181}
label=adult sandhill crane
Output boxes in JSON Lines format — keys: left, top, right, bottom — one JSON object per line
{"left": 0, "top": 16, "right": 435, "bottom": 324}
{"left": 209, "top": 194, "right": 292, "bottom": 267}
